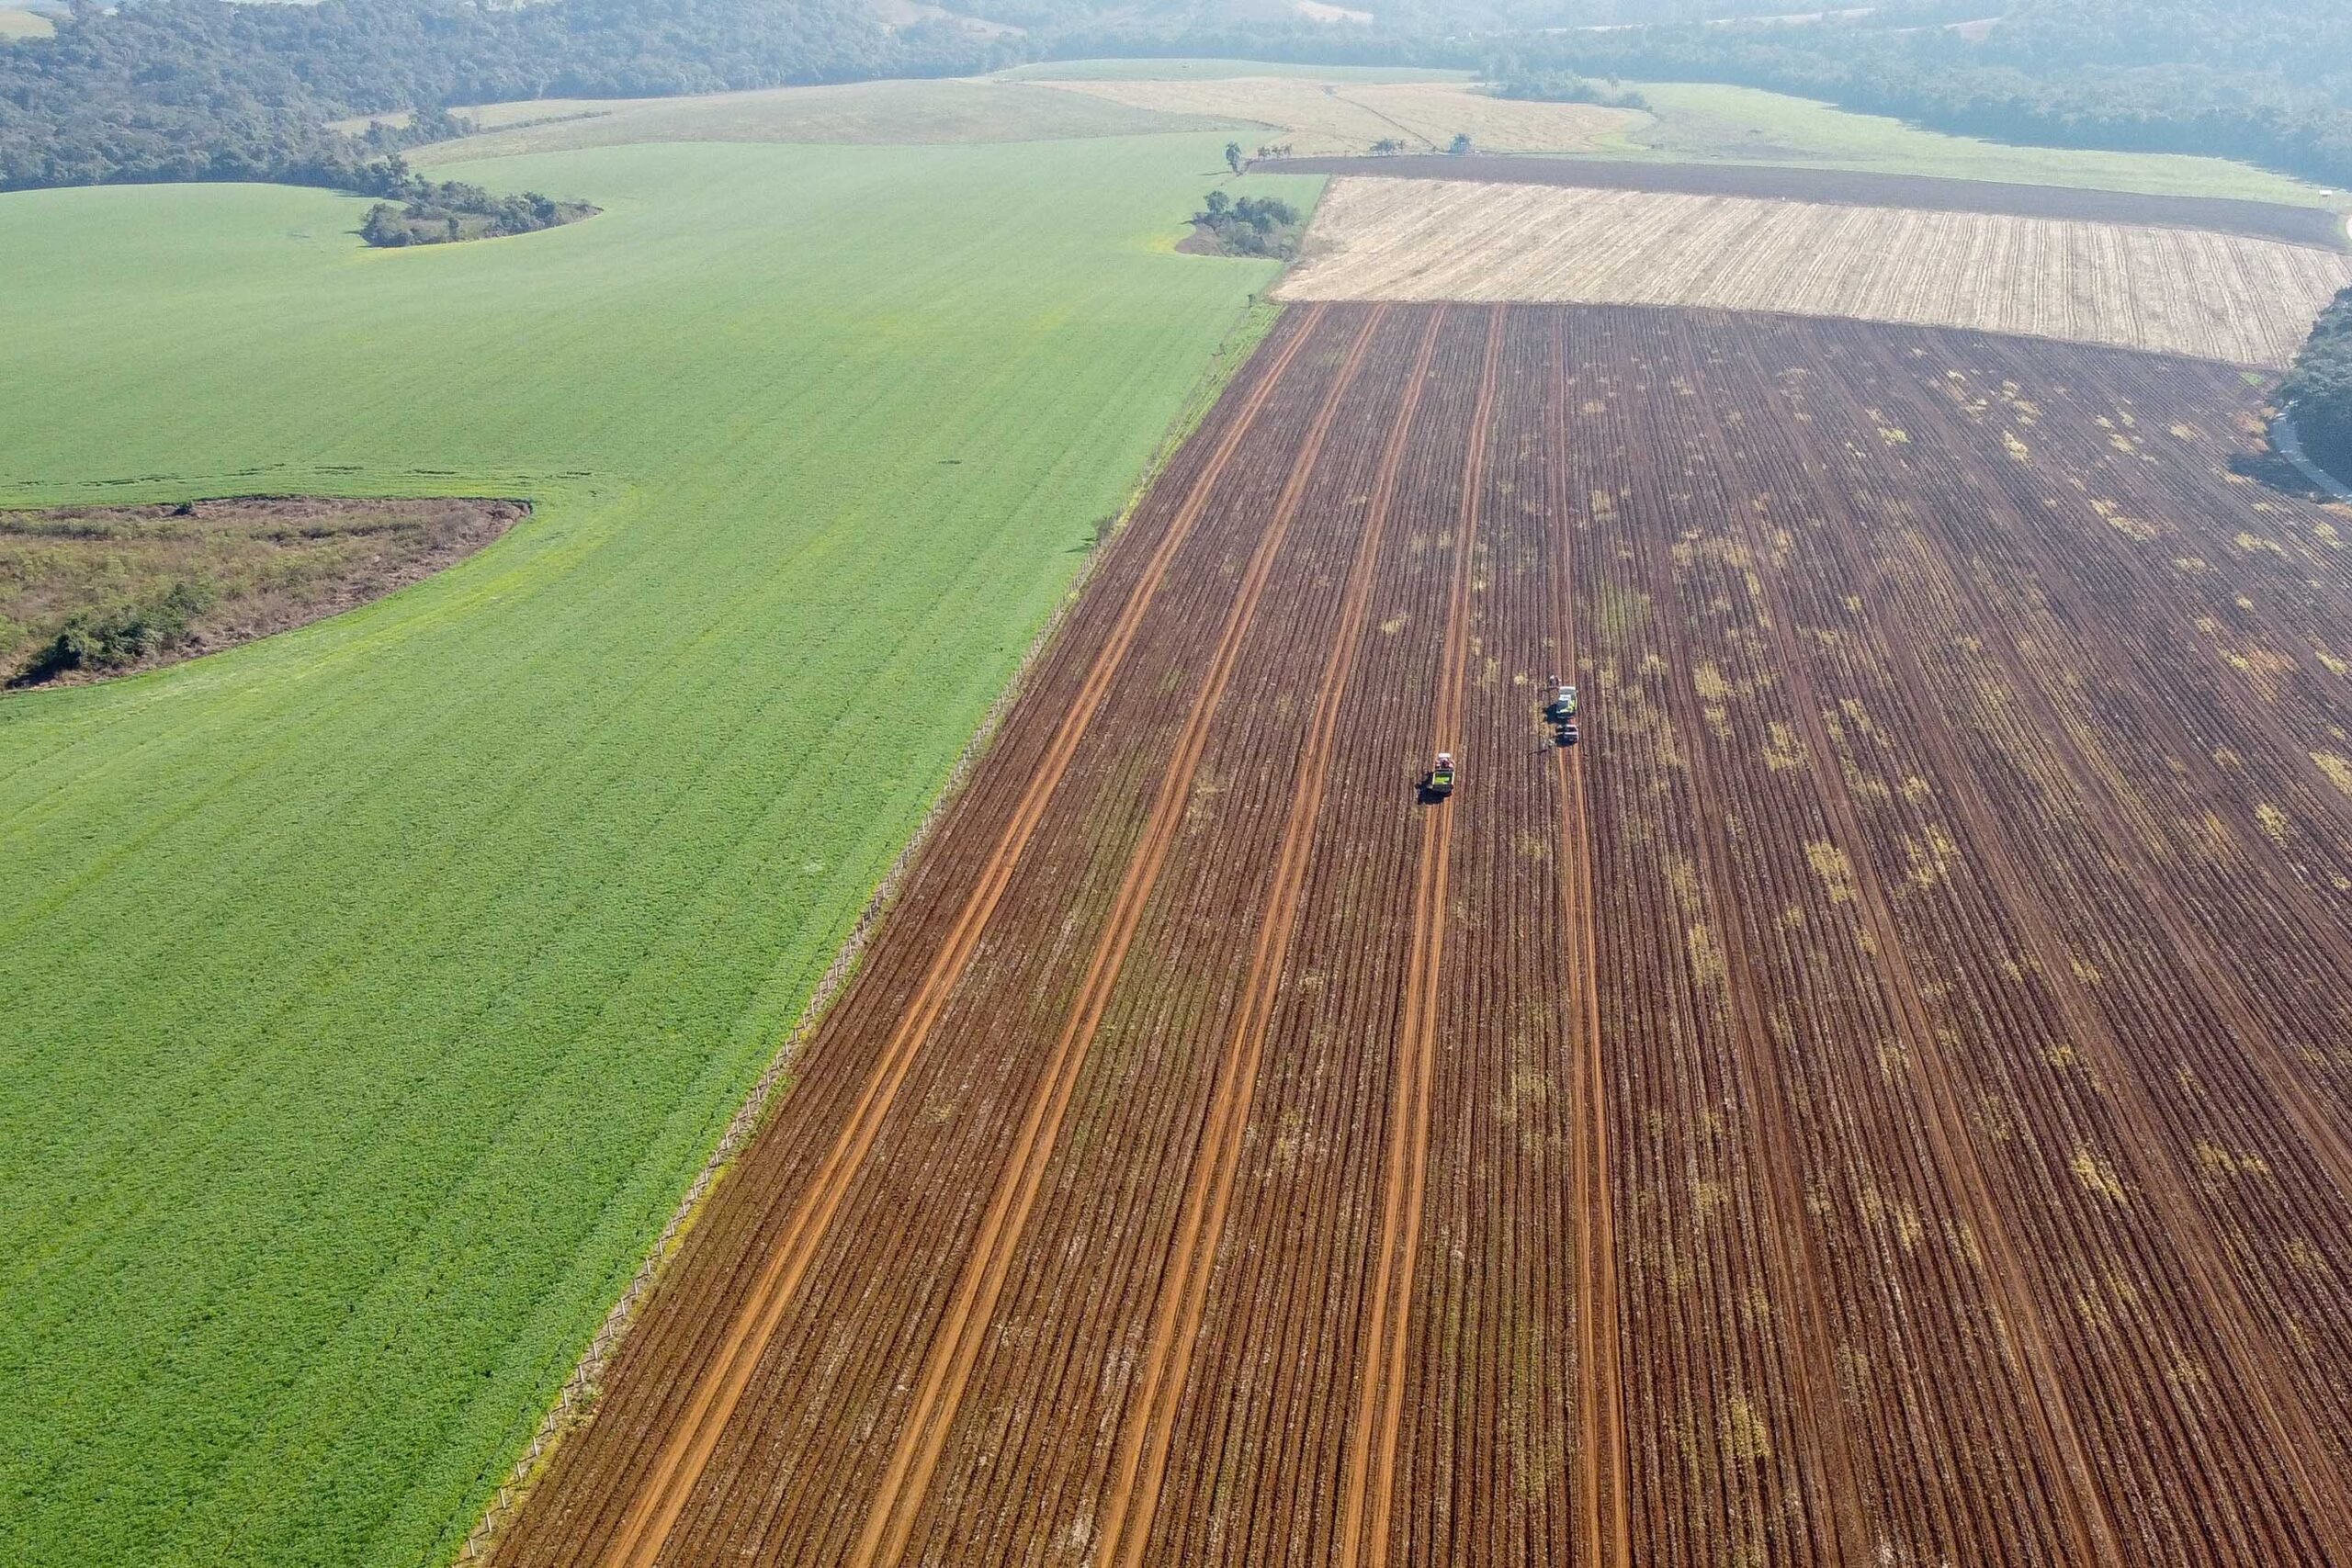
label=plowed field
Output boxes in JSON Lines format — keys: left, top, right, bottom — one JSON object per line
{"left": 492, "top": 303, "right": 2352, "bottom": 1567}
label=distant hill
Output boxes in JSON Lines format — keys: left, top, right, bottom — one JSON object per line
{"left": 2, "top": 0, "right": 2346, "bottom": 196}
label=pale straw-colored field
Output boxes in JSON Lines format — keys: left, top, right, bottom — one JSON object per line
{"left": 1277, "top": 177, "right": 2352, "bottom": 366}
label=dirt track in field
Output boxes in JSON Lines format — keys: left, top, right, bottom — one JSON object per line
{"left": 1266, "top": 155, "right": 2352, "bottom": 249}
{"left": 493, "top": 303, "right": 2352, "bottom": 1567}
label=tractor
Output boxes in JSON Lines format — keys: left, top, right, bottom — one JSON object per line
{"left": 1423, "top": 750, "right": 1456, "bottom": 801}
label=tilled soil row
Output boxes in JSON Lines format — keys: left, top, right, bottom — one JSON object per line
{"left": 495, "top": 302, "right": 2352, "bottom": 1568}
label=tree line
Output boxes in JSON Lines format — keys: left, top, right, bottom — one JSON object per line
{"left": 1490, "top": 1, "right": 2352, "bottom": 189}
{"left": 2286, "top": 288, "right": 2352, "bottom": 486}
{"left": 3, "top": 0, "right": 2348, "bottom": 205}
{"left": 0, "top": 0, "right": 1011, "bottom": 195}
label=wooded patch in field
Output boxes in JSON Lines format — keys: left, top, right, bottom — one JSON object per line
{"left": 1278, "top": 177, "right": 2352, "bottom": 366}
{"left": 490, "top": 301, "right": 2352, "bottom": 1568}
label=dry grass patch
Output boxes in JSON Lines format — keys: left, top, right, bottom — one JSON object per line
{"left": 1, "top": 496, "right": 523, "bottom": 688}
{"left": 1277, "top": 177, "right": 2352, "bottom": 366}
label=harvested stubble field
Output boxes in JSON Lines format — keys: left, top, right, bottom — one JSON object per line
{"left": 1277, "top": 177, "right": 2352, "bottom": 367}
{"left": 1267, "top": 155, "right": 2352, "bottom": 248}
{"left": 493, "top": 301, "right": 2352, "bottom": 1566}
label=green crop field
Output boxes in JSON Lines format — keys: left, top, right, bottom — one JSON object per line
{"left": 0, "top": 134, "right": 1314, "bottom": 1568}
{"left": 411, "top": 76, "right": 1244, "bottom": 165}
{"left": 1004, "top": 61, "right": 2333, "bottom": 206}
{"left": 1613, "top": 80, "right": 2341, "bottom": 207}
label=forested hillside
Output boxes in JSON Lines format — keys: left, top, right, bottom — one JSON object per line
{"left": 4, "top": 0, "right": 2349, "bottom": 196}
{"left": 2287, "top": 286, "right": 2352, "bottom": 481}
{"left": 0, "top": 0, "right": 1004, "bottom": 190}
{"left": 1507, "top": 1, "right": 2352, "bottom": 187}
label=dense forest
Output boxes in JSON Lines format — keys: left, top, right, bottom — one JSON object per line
{"left": 1498, "top": 2, "right": 2352, "bottom": 188}
{"left": 2, "top": 0, "right": 2349, "bottom": 199}
{"left": 0, "top": 0, "right": 1008, "bottom": 192}
{"left": 2286, "top": 287, "right": 2352, "bottom": 484}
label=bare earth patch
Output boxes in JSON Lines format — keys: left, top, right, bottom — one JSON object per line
{"left": 1276, "top": 177, "right": 2352, "bottom": 366}
{"left": 1, "top": 496, "right": 525, "bottom": 689}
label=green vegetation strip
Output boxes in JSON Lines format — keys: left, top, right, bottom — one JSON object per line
{"left": 0, "top": 132, "right": 1288, "bottom": 1568}
{"left": 1615, "top": 81, "right": 2340, "bottom": 208}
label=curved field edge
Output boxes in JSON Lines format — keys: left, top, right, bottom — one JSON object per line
{"left": 0, "top": 495, "right": 529, "bottom": 692}
{"left": 0, "top": 136, "right": 1315, "bottom": 1568}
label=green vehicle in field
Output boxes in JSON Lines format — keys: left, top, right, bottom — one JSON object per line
{"left": 1424, "top": 750, "right": 1456, "bottom": 800}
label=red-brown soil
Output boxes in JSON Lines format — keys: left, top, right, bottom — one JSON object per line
{"left": 490, "top": 303, "right": 2352, "bottom": 1567}
{"left": 1266, "top": 154, "right": 2350, "bottom": 249}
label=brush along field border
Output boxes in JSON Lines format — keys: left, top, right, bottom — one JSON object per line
{"left": 1277, "top": 177, "right": 2352, "bottom": 367}
{"left": 498, "top": 302, "right": 2352, "bottom": 1568}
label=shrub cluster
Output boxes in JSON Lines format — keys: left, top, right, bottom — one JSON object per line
{"left": 1191, "top": 190, "right": 1303, "bottom": 259}
{"left": 360, "top": 179, "right": 593, "bottom": 247}
{"left": 14, "top": 581, "right": 210, "bottom": 687}
{"left": 1487, "top": 68, "right": 1649, "bottom": 111}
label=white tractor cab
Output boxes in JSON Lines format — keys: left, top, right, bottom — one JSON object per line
{"left": 1548, "top": 682, "right": 1578, "bottom": 719}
